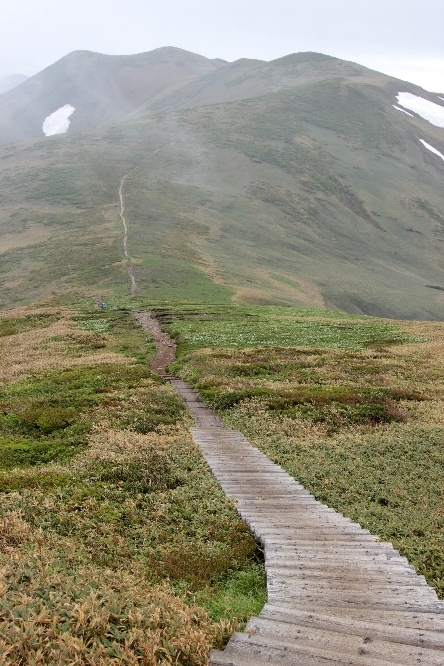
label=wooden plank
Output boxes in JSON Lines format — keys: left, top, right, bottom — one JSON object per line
{"left": 277, "top": 598, "right": 444, "bottom": 613}
{"left": 259, "top": 604, "right": 444, "bottom": 645}
{"left": 243, "top": 618, "right": 444, "bottom": 665}
{"left": 223, "top": 632, "right": 409, "bottom": 666}
{"left": 266, "top": 566, "right": 427, "bottom": 586}
{"left": 266, "top": 581, "right": 437, "bottom": 602}
{"left": 165, "top": 374, "right": 444, "bottom": 665}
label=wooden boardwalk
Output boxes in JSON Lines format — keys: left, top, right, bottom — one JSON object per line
{"left": 168, "top": 376, "right": 444, "bottom": 666}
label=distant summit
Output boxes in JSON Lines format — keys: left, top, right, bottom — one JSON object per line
{"left": 0, "top": 74, "right": 28, "bottom": 94}
{"left": 1, "top": 47, "right": 444, "bottom": 319}
{"left": 0, "top": 47, "right": 368, "bottom": 145}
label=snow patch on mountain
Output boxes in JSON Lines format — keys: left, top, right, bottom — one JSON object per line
{"left": 43, "top": 105, "right": 75, "bottom": 136}
{"left": 393, "top": 105, "right": 413, "bottom": 117}
{"left": 419, "top": 139, "right": 444, "bottom": 161}
{"left": 396, "top": 93, "right": 444, "bottom": 127}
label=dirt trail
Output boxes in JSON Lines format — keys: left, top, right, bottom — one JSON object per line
{"left": 119, "top": 174, "right": 137, "bottom": 295}
{"left": 119, "top": 175, "right": 129, "bottom": 258}
{"left": 134, "top": 311, "right": 176, "bottom": 375}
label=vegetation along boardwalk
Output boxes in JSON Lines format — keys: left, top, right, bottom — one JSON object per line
{"left": 141, "top": 311, "right": 444, "bottom": 665}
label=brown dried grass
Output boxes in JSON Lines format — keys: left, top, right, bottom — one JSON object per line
{"left": 0, "top": 303, "right": 258, "bottom": 663}
{"left": 0, "top": 306, "right": 126, "bottom": 383}
{"left": 0, "top": 513, "right": 230, "bottom": 665}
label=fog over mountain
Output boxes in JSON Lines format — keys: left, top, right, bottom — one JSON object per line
{"left": 0, "top": 47, "right": 442, "bottom": 147}
{"left": 0, "top": 47, "right": 386, "bottom": 146}
{"left": 1, "top": 0, "right": 442, "bottom": 91}
{"left": 0, "top": 74, "right": 28, "bottom": 94}
{"left": 0, "top": 47, "right": 444, "bottom": 320}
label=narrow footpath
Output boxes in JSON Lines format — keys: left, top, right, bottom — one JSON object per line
{"left": 119, "top": 173, "right": 137, "bottom": 295}
{"left": 139, "top": 311, "right": 444, "bottom": 665}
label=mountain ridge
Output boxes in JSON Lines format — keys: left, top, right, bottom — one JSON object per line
{"left": 0, "top": 48, "right": 443, "bottom": 319}
{"left": 0, "top": 47, "right": 219, "bottom": 144}
{"left": 0, "top": 47, "right": 420, "bottom": 146}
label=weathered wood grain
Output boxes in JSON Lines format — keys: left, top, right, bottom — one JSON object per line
{"left": 168, "top": 378, "right": 444, "bottom": 665}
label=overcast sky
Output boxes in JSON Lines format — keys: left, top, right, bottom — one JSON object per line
{"left": 2, "top": 0, "right": 443, "bottom": 91}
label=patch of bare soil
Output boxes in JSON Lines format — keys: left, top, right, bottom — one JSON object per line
{"left": 134, "top": 311, "right": 176, "bottom": 375}
{"left": 93, "top": 295, "right": 105, "bottom": 309}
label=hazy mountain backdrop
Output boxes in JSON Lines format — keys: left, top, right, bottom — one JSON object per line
{"left": 1, "top": 47, "right": 444, "bottom": 319}
{"left": 0, "top": 74, "right": 28, "bottom": 95}
{"left": 0, "top": 47, "right": 377, "bottom": 146}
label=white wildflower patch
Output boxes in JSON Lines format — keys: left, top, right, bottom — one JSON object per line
{"left": 76, "top": 318, "right": 111, "bottom": 334}
{"left": 419, "top": 139, "right": 444, "bottom": 162}
{"left": 169, "top": 316, "right": 414, "bottom": 351}
{"left": 43, "top": 104, "right": 75, "bottom": 136}
{"left": 396, "top": 93, "right": 444, "bottom": 127}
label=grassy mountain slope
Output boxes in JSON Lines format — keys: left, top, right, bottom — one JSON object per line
{"left": 2, "top": 300, "right": 442, "bottom": 662}
{"left": 0, "top": 303, "right": 266, "bottom": 662}
{"left": 1, "top": 55, "right": 444, "bottom": 319}
{"left": 0, "top": 47, "right": 219, "bottom": 145}
{"left": 0, "top": 49, "right": 401, "bottom": 145}
{"left": 132, "top": 51, "right": 366, "bottom": 115}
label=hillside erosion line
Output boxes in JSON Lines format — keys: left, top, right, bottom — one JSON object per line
{"left": 119, "top": 173, "right": 137, "bottom": 295}
{"left": 137, "top": 310, "right": 444, "bottom": 665}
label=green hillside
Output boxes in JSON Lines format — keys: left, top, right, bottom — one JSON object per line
{"left": 2, "top": 46, "right": 444, "bottom": 665}
{"left": 0, "top": 303, "right": 266, "bottom": 662}
{"left": 0, "top": 50, "right": 380, "bottom": 145}
{"left": 2, "top": 299, "right": 443, "bottom": 662}
{"left": 1, "top": 59, "right": 444, "bottom": 319}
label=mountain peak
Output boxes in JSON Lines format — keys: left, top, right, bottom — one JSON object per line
{"left": 0, "top": 46, "right": 425, "bottom": 147}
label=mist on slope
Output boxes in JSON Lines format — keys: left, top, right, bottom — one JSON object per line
{"left": 0, "top": 74, "right": 28, "bottom": 94}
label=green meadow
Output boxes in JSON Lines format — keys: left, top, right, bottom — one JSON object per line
{"left": 1, "top": 296, "right": 443, "bottom": 665}
{"left": 166, "top": 303, "right": 444, "bottom": 598}
{"left": 0, "top": 304, "right": 266, "bottom": 664}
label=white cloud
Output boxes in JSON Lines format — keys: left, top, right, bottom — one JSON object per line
{"left": 396, "top": 93, "right": 444, "bottom": 127}
{"left": 43, "top": 104, "right": 75, "bottom": 136}
{"left": 392, "top": 105, "right": 413, "bottom": 117}
{"left": 419, "top": 139, "right": 444, "bottom": 161}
